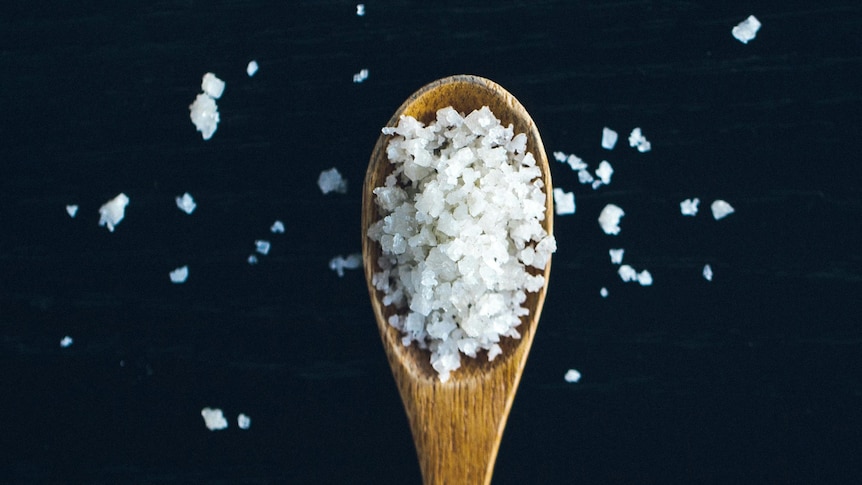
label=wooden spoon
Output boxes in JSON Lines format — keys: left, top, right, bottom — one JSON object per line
{"left": 361, "top": 75, "right": 553, "bottom": 485}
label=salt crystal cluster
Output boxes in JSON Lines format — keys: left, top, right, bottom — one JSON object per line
{"left": 329, "top": 253, "right": 362, "bottom": 277}
{"left": 732, "top": 15, "right": 761, "bottom": 44}
{"left": 368, "top": 106, "right": 556, "bottom": 382}
{"left": 680, "top": 198, "right": 700, "bottom": 216}
{"left": 98, "top": 193, "right": 129, "bottom": 232}
{"left": 318, "top": 168, "right": 348, "bottom": 194}
{"left": 353, "top": 68, "right": 369, "bottom": 83}
{"left": 189, "top": 73, "right": 225, "bottom": 140}
{"left": 618, "top": 264, "right": 653, "bottom": 286}
{"left": 628, "top": 127, "right": 651, "bottom": 152}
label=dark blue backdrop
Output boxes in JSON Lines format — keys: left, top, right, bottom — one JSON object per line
{"left": 1, "top": 1, "right": 860, "bottom": 483}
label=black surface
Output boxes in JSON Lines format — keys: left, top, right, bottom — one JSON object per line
{"left": 2, "top": 1, "right": 861, "bottom": 483}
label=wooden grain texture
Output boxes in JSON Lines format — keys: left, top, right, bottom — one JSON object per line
{"left": 361, "top": 75, "right": 553, "bottom": 485}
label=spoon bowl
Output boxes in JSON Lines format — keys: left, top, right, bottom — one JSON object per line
{"left": 361, "top": 75, "right": 553, "bottom": 485}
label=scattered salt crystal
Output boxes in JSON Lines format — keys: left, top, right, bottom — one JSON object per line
{"left": 175, "top": 192, "right": 196, "bottom": 215}
{"left": 553, "top": 151, "right": 567, "bottom": 163}
{"left": 66, "top": 205, "right": 78, "bottom": 218}
{"left": 553, "top": 188, "right": 575, "bottom": 215}
{"left": 255, "top": 240, "right": 271, "bottom": 255}
{"left": 601, "top": 127, "right": 618, "bottom": 150}
{"left": 201, "top": 72, "right": 225, "bottom": 99}
{"left": 169, "top": 265, "right": 189, "bottom": 284}
{"left": 628, "top": 127, "right": 651, "bottom": 153}
{"left": 577, "top": 169, "right": 594, "bottom": 185}
{"left": 637, "top": 269, "right": 653, "bottom": 286}
{"left": 595, "top": 160, "right": 613, "bottom": 185}
{"left": 732, "top": 15, "right": 761, "bottom": 44}
{"left": 567, "top": 154, "right": 587, "bottom": 171}
{"left": 609, "top": 248, "right": 624, "bottom": 264}
{"left": 189, "top": 93, "right": 220, "bottom": 140}
{"left": 618, "top": 264, "right": 638, "bottom": 282}
{"left": 680, "top": 198, "right": 700, "bottom": 216}
{"left": 353, "top": 68, "right": 369, "bottom": 83}
{"left": 356, "top": 3, "right": 365, "bottom": 16}
{"left": 318, "top": 168, "right": 348, "bottom": 194}
{"left": 329, "top": 253, "right": 362, "bottom": 277}
{"left": 246, "top": 60, "right": 259, "bottom": 77}
{"left": 247, "top": 255, "right": 259, "bottom": 265}
{"left": 710, "top": 200, "right": 735, "bottom": 220}
{"left": 600, "top": 287, "right": 609, "bottom": 298}
{"left": 703, "top": 264, "right": 714, "bottom": 281}
{"left": 237, "top": 413, "right": 251, "bottom": 430}
{"left": 598, "top": 204, "right": 624, "bottom": 235}
{"left": 60, "top": 336, "right": 73, "bottom": 348}
{"left": 98, "top": 193, "right": 129, "bottom": 232}
{"left": 201, "top": 407, "right": 228, "bottom": 431}
{"left": 270, "top": 220, "right": 285, "bottom": 233}
{"left": 564, "top": 369, "right": 582, "bottom": 383}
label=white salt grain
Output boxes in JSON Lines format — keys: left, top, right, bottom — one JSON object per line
{"left": 60, "top": 336, "right": 73, "bottom": 348}
{"left": 553, "top": 188, "right": 575, "bottom": 215}
{"left": 356, "top": 3, "right": 365, "bottom": 16}
{"left": 169, "top": 265, "right": 189, "bottom": 284}
{"left": 564, "top": 369, "right": 582, "bottom": 383}
{"left": 369, "top": 106, "right": 556, "bottom": 382}
{"left": 601, "top": 127, "right": 618, "bottom": 150}
{"left": 595, "top": 160, "right": 613, "bottom": 185}
{"left": 176, "top": 192, "right": 196, "bottom": 215}
{"left": 270, "top": 220, "right": 285, "bottom": 234}
{"left": 329, "top": 253, "right": 362, "bottom": 277}
{"left": 703, "top": 264, "right": 714, "bottom": 281}
{"left": 201, "top": 72, "right": 225, "bottom": 99}
{"left": 618, "top": 264, "right": 637, "bottom": 282}
{"left": 628, "top": 127, "right": 651, "bottom": 153}
{"left": 637, "top": 269, "right": 653, "bottom": 286}
{"left": 680, "top": 198, "right": 700, "bottom": 216}
{"left": 600, "top": 287, "right": 609, "bottom": 298}
{"left": 577, "top": 169, "right": 594, "bottom": 185}
{"left": 609, "top": 248, "right": 624, "bottom": 264}
{"left": 247, "top": 255, "right": 259, "bottom": 265}
{"left": 246, "top": 60, "right": 259, "bottom": 77}
{"left": 732, "top": 15, "right": 761, "bottom": 44}
{"left": 201, "top": 408, "right": 228, "bottom": 431}
{"left": 598, "top": 204, "right": 624, "bottom": 235}
{"left": 66, "top": 205, "right": 78, "bottom": 218}
{"left": 189, "top": 93, "right": 220, "bottom": 140}
{"left": 255, "top": 240, "right": 271, "bottom": 255}
{"left": 318, "top": 168, "right": 348, "bottom": 194}
{"left": 353, "top": 68, "right": 369, "bottom": 83}
{"left": 710, "top": 199, "right": 735, "bottom": 220}
{"left": 237, "top": 413, "right": 251, "bottom": 430}
{"left": 98, "top": 193, "right": 129, "bottom": 232}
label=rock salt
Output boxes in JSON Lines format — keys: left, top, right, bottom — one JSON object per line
{"left": 600, "top": 287, "right": 609, "bottom": 298}
{"left": 353, "top": 68, "right": 369, "bottom": 83}
{"left": 595, "top": 160, "right": 613, "bottom": 185}
{"left": 703, "top": 264, "right": 714, "bottom": 281}
{"left": 176, "top": 192, "right": 196, "bottom": 215}
{"left": 329, "top": 253, "right": 362, "bottom": 277}
{"left": 201, "top": 73, "right": 225, "bottom": 99}
{"left": 609, "top": 248, "right": 624, "bottom": 264}
{"left": 270, "top": 220, "right": 285, "bottom": 233}
{"left": 598, "top": 204, "right": 624, "bottom": 235}
{"left": 710, "top": 200, "right": 735, "bottom": 220}
{"left": 553, "top": 188, "right": 575, "bottom": 215}
{"left": 169, "top": 265, "right": 189, "bottom": 284}
{"left": 189, "top": 73, "right": 225, "bottom": 140}
{"left": 237, "top": 413, "right": 251, "bottom": 430}
{"left": 732, "top": 15, "right": 761, "bottom": 44}
{"left": 318, "top": 168, "right": 348, "bottom": 194}
{"left": 356, "top": 3, "right": 365, "bottom": 16}
{"left": 66, "top": 205, "right": 78, "bottom": 218}
{"left": 60, "top": 336, "right": 73, "bottom": 348}
{"left": 98, "top": 193, "right": 129, "bottom": 232}
{"left": 680, "top": 198, "right": 700, "bottom": 216}
{"left": 601, "top": 127, "right": 618, "bottom": 150}
{"left": 201, "top": 408, "right": 228, "bottom": 431}
{"left": 255, "top": 240, "right": 271, "bottom": 255}
{"left": 564, "top": 369, "right": 582, "bottom": 383}
{"left": 246, "top": 60, "right": 259, "bottom": 77}
{"left": 628, "top": 127, "right": 651, "bottom": 153}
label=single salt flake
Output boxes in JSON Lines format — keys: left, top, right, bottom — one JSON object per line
{"left": 598, "top": 204, "right": 625, "bottom": 235}
{"left": 353, "top": 68, "right": 369, "bottom": 83}
{"left": 564, "top": 369, "right": 582, "bottom": 383}
{"left": 732, "top": 15, "right": 761, "bottom": 44}
{"left": 553, "top": 188, "right": 575, "bottom": 215}
{"left": 201, "top": 407, "right": 228, "bottom": 431}
{"left": 255, "top": 240, "right": 271, "bottom": 255}
{"left": 270, "top": 220, "right": 285, "bottom": 234}
{"left": 356, "top": 3, "right": 365, "bottom": 16}
{"left": 60, "top": 336, "right": 74, "bottom": 348}
{"left": 609, "top": 248, "right": 624, "bottom": 265}
{"left": 711, "top": 200, "right": 735, "bottom": 220}
{"left": 601, "top": 127, "right": 618, "bottom": 150}
{"left": 169, "top": 265, "right": 189, "bottom": 284}
{"left": 237, "top": 413, "right": 251, "bottom": 430}
{"left": 98, "top": 193, "right": 129, "bottom": 232}
{"left": 703, "top": 264, "right": 714, "bottom": 281}
{"left": 330, "top": 253, "right": 362, "bottom": 277}
{"left": 680, "top": 198, "right": 700, "bottom": 216}
{"left": 176, "top": 192, "right": 196, "bottom": 214}
{"left": 66, "top": 205, "right": 78, "bottom": 218}
{"left": 246, "top": 60, "right": 259, "bottom": 77}
{"left": 318, "top": 168, "right": 348, "bottom": 194}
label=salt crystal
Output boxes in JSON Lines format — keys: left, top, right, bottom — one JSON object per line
{"left": 318, "top": 168, "right": 348, "bottom": 194}
{"left": 601, "top": 127, "right": 618, "bottom": 150}
{"left": 66, "top": 205, "right": 78, "bottom": 218}
{"left": 255, "top": 240, "right": 271, "bottom": 255}
{"left": 189, "top": 93, "right": 220, "bottom": 140}
{"left": 609, "top": 248, "right": 624, "bottom": 264}
{"left": 553, "top": 151, "right": 567, "bottom": 163}
{"left": 680, "top": 198, "right": 700, "bottom": 216}
{"left": 201, "top": 73, "right": 225, "bottom": 99}
{"left": 598, "top": 204, "right": 625, "bottom": 235}
{"left": 600, "top": 287, "right": 609, "bottom": 298}
{"left": 703, "top": 264, "right": 714, "bottom": 281}
{"left": 356, "top": 3, "right": 365, "bottom": 16}
{"left": 577, "top": 169, "right": 594, "bottom": 185}
{"left": 567, "top": 154, "right": 587, "bottom": 171}
{"left": 60, "top": 336, "right": 73, "bottom": 348}
{"left": 169, "top": 265, "right": 189, "bottom": 284}
{"left": 637, "top": 269, "right": 653, "bottom": 286}
{"left": 553, "top": 188, "right": 575, "bottom": 215}
{"left": 595, "top": 160, "right": 613, "bottom": 185}
{"left": 98, "top": 193, "right": 129, "bottom": 232}
{"left": 201, "top": 407, "right": 228, "bottom": 431}
{"left": 564, "top": 369, "right": 582, "bottom": 383}
{"left": 246, "top": 60, "right": 259, "bottom": 77}
{"left": 618, "top": 264, "right": 637, "bottom": 282}
{"left": 247, "top": 255, "right": 259, "bottom": 265}
{"left": 237, "top": 413, "right": 251, "bottom": 430}
{"left": 710, "top": 200, "right": 735, "bottom": 220}
{"left": 628, "top": 127, "right": 651, "bottom": 153}
{"left": 329, "top": 253, "right": 362, "bottom": 277}
{"left": 270, "top": 220, "right": 285, "bottom": 233}
{"left": 353, "top": 68, "right": 369, "bottom": 83}
{"left": 732, "top": 15, "right": 761, "bottom": 44}
{"left": 176, "top": 192, "right": 196, "bottom": 214}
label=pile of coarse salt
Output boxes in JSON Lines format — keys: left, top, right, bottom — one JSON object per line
{"left": 368, "top": 106, "right": 556, "bottom": 382}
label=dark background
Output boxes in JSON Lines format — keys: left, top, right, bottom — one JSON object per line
{"left": 2, "top": 1, "right": 861, "bottom": 483}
